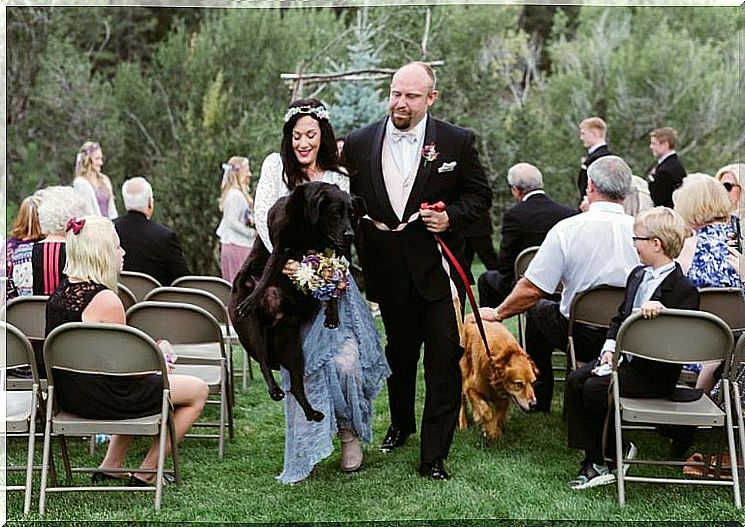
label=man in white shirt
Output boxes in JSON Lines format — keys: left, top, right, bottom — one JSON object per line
{"left": 479, "top": 156, "right": 640, "bottom": 411}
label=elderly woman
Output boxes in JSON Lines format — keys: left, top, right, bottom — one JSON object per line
{"left": 30, "top": 186, "right": 89, "bottom": 296}
{"left": 73, "top": 141, "right": 118, "bottom": 219}
{"left": 6, "top": 195, "right": 43, "bottom": 298}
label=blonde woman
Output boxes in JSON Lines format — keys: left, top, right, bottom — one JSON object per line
{"left": 45, "top": 215, "right": 208, "bottom": 485}
{"left": 72, "top": 141, "right": 118, "bottom": 219}
{"left": 216, "top": 156, "right": 256, "bottom": 282}
{"left": 715, "top": 163, "right": 744, "bottom": 217}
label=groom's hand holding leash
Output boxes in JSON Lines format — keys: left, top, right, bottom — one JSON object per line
{"left": 420, "top": 205, "right": 450, "bottom": 233}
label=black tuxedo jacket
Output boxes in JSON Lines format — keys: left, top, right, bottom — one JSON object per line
{"left": 577, "top": 144, "right": 612, "bottom": 199}
{"left": 496, "top": 193, "right": 578, "bottom": 278}
{"left": 606, "top": 263, "right": 699, "bottom": 392}
{"left": 345, "top": 116, "right": 492, "bottom": 305}
{"left": 648, "top": 153, "right": 686, "bottom": 208}
{"left": 114, "top": 211, "right": 191, "bottom": 286}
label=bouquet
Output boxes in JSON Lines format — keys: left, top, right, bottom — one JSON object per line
{"left": 289, "top": 250, "right": 349, "bottom": 302}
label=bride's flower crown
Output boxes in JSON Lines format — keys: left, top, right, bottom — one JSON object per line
{"left": 284, "top": 105, "right": 330, "bottom": 123}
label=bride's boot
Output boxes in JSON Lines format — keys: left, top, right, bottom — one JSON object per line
{"left": 338, "top": 429, "right": 363, "bottom": 472}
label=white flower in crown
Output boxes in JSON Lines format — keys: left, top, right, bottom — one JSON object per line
{"left": 283, "top": 105, "right": 330, "bottom": 123}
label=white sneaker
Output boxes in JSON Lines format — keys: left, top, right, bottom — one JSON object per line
{"left": 569, "top": 463, "right": 615, "bottom": 490}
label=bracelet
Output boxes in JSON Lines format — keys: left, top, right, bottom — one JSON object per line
{"left": 493, "top": 307, "right": 503, "bottom": 322}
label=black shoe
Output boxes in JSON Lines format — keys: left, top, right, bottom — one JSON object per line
{"left": 91, "top": 470, "right": 129, "bottom": 484}
{"left": 419, "top": 459, "right": 450, "bottom": 480}
{"left": 129, "top": 473, "right": 176, "bottom": 487}
{"left": 379, "top": 425, "right": 411, "bottom": 453}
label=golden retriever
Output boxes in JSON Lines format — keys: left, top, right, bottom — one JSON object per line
{"left": 458, "top": 314, "right": 538, "bottom": 439}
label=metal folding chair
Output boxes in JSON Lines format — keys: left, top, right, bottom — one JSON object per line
{"left": 117, "top": 282, "right": 137, "bottom": 312}
{"left": 2, "top": 322, "right": 41, "bottom": 514}
{"left": 127, "top": 301, "right": 231, "bottom": 459}
{"left": 172, "top": 275, "right": 254, "bottom": 386}
{"left": 513, "top": 246, "right": 539, "bottom": 349}
{"left": 608, "top": 309, "right": 740, "bottom": 508}
{"left": 119, "top": 270, "right": 161, "bottom": 302}
{"left": 566, "top": 285, "right": 625, "bottom": 371}
{"left": 39, "top": 322, "right": 180, "bottom": 513}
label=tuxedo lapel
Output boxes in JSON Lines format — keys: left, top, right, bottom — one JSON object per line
{"left": 402, "top": 116, "right": 438, "bottom": 219}
{"left": 369, "top": 118, "right": 400, "bottom": 227}
{"left": 624, "top": 266, "right": 646, "bottom": 316}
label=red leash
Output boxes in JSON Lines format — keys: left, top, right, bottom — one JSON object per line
{"left": 420, "top": 201, "right": 492, "bottom": 357}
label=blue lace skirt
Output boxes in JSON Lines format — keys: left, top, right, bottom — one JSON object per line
{"left": 277, "top": 277, "right": 390, "bottom": 484}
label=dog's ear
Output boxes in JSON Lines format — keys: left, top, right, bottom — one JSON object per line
{"left": 305, "top": 185, "right": 328, "bottom": 225}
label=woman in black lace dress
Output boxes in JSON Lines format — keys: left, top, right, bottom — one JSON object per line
{"left": 46, "top": 215, "right": 209, "bottom": 486}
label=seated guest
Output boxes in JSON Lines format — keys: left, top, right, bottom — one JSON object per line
{"left": 6, "top": 194, "right": 43, "bottom": 299}
{"left": 673, "top": 173, "right": 742, "bottom": 392}
{"left": 30, "top": 186, "right": 88, "bottom": 296}
{"left": 46, "top": 215, "right": 208, "bottom": 485}
{"left": 647, "top": 127, "right": 686, "bottom": 208}
{"left": 114, "top": 177, "right": 191, "bottom": 286}
{"left": 673, "top": 173, "right": 741, "bottom": 289}
{"left": 478, "top": 163, "right": 577, "bottom": 307}
{"left": 479, "top": 156, "right": 640, "bottom": 411}
{"left": 564, "top": 207, "right": 699, "bottom": 489}
{"left": 623, "top": 176, "right": 654, "bottom": 217}
{"left": 714, "top": 163, "right": 744, "bottom": 249}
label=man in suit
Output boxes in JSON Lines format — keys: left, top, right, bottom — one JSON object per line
{"left": 564, "top": 207, "right": 698, "bottom": 490}
{"left": 478, "top": 163, "right": 577, "bottom": 308}
{"left": 648, "top": 126, "right": 686, "bottom": 208}
{"left": 114, "top": 177, "right": 191, "bottom": 286}
{"left": 462, "top": 214, "right": 499, "bottom": 271}
{"left": 344, "top": 62, "right": 492, "bottom": 480}
{"left": 479, "top": 156, "right": 640, "bottom": 412}
{"left": 577, "top": 117, "right": 613, "bottom": 203}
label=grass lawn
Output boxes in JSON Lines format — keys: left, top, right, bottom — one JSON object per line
{"left": 5, "top": 262, "right": 744, "bottom": 525}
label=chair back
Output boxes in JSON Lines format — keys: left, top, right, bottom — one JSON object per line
{"left": 513, "top": 246, "right": 539, "bottom": 279}
{"left": 3, "top": 322, "right": 39, "bottom": 380}
{"left": 699, "top": 287, "right": 745, "bottom": 333}
{"left": 119, "top": 271, "right": 161, "bottom": 302}
{"left": 43, "top": 322, "right": 167, "bottom": 380}
{"left": 569, "top": 285, "right": 625, "bottom": 329}
{"left": 143, "top": 287, "right": 228, "bottom": 325}
{"left": 127, "top": 301, "right": 224, "bottom": 347}
{"left": 117, "top": 283, "right": 137, "bottom": 312}
{"left": 615, "top": 309, "right": 734, "bottom": 365}
{"left": 172, "top": 276, "right": 232, "bottom": 307}
{"left": 3, "top": 295, "right": 48, "bottom": 340}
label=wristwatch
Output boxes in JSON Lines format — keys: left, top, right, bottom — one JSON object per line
{"left": 493, "top": 306, "right": 504, "bottom": 322}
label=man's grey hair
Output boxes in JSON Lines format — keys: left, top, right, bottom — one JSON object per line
{"left": 587, "top": 156, "right": 632, "bottom": 200}
{"left": 507, "top": 162, "right": 543, "bottom": 191}
{"left": 37, "top": 186, "right": 89, "bottom": 235}
{"left": 122, "top": 177, "right": 153, "bottom": 212}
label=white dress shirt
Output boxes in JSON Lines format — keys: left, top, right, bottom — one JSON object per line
{"left": 525, "top": 201, "right": 639, "bottom": 318}
{"left": 382, "top": 116, "right": 427, "bottom": 219}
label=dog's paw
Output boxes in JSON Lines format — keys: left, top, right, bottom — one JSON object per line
{"left": 268, "top": 386, "right": 285, "bottom": 401}
{"left": 307, "top": 410, "right": 325, "bottom": 422}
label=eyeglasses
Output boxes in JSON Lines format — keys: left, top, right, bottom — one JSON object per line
{"left": 723, "top": 182, "right": 740, "bottom": 192}
{"left": 632, "top": 236, "right": 652, "bottom": 242}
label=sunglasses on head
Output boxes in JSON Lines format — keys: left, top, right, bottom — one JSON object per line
{"left": 723, "top": 182, "right": 740, "bottom": 192}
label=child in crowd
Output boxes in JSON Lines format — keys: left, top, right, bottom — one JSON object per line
{"left": 564, "top": 206, "right": 699, "bottom": 490}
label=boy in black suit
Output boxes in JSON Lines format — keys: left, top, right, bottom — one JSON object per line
{"left": 565, "top": 206, "right": 699, "bottom": 490}
{"left": 648, "top": 127, "right": 686, "bottom": 208}
{"left": 577, "top": 117, "right": 613, "bottom": 203}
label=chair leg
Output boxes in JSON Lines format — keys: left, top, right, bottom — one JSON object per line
{"left": 734, "top": 381, "right": 745, "bottom": 486}
{"left": 24, "top": 394, "right": 38, "bottom": 515}
{"left": 611, "top": 373, "right": 626, "bottom": 506}
{"left": 39, "top": 391, "right": 55, "bottom": 515}
{"left": 219, "top": 375, "right": 227, "bottom": 460}
{"left": 154, "top": 393, "right": 170, "bottom": 511}
{"left": 723, "top": 379, "right": 742, "bottom": 508}
{"left": 168, "top": 412, "right": 181, "bottom": 485}
{"left": 58, "top": 435, "right": 73, "bottom": 483}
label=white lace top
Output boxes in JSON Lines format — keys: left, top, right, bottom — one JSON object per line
{"left": 254, "top": 152, "right": 349, "bottom": 252}
{"left": 216, "top": 188, "right": 256, "bottom": 247}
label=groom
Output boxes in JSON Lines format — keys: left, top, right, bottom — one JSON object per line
{"left": 344, "top": 62, "right": 492, "bottom": 479}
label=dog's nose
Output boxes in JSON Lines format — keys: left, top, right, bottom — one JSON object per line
{"left": 343, "top": 229, "right": 355, "bottom": 243}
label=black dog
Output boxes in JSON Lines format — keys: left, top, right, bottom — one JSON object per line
{"left": 229, "top": 181, "right": 364, "bottom": 422}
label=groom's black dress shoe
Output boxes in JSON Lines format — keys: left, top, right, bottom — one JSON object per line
{"left": 379, "top": 425, "right": 411, "bottom": 453}
{"left": 419, "top": 459, "right": 449, "bottom": 480}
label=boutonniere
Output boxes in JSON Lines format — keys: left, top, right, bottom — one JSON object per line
{"left": 421, "top": 143, "right": 439, "bottom": 166}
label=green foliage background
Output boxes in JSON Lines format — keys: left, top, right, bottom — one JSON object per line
{"left": 6, "top": 4, "right": 743, "bottom": 274}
